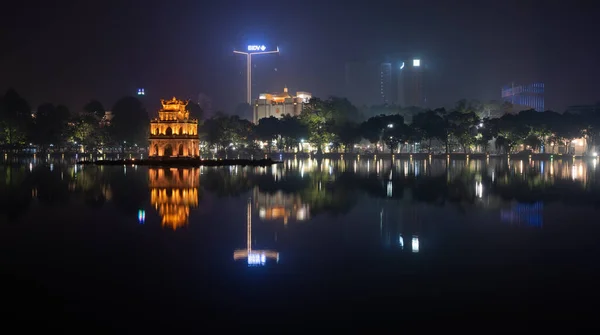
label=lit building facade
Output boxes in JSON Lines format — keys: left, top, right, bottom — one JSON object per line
{"left": 149, "top": 168, "right": 199, "bottom": 230}
{"left": 253, "top": 87, "right": 311, "bottom": 124}
{"left": 501, "top": 82, "right": 545, "bottom": 112}
{"left": 149, "top": 97, "right": 199, "bottom": 157}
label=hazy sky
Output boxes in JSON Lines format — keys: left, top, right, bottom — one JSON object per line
{"left": 1, "top": 0, "right": 598, "bottom": 114}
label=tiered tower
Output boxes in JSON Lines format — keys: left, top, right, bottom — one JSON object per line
{"left": 149, "top": 97, "right": 199, "bottom": 157}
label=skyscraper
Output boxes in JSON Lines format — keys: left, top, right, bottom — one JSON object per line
{"left": 501, "top": 82, "right": 545, "bottom": 112}
{"left": 397, "top": 58, "right": 426, "bottom": 108}
{"left": 345, "top": 56, "right": 427, "bottom": 108}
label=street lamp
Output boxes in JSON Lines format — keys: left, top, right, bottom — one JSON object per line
{"left": 233, "top": 45, "right": 279, "bottom": 106}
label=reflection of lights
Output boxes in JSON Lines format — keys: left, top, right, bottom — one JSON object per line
{"left": 29, "top": 162, "right": 32, "bottom": 172}
{"left": 138, "top": 209, "right": 145, "bottom": 224}
{"left": 475, "top": 181, "right": 483, "bottom": 198}
{"left": 259, "top": 207, "right": 266, "bottom": 219}
{"left": 248, "top": 252, "right": 267, "bottom": 266}
{"left": 296, "top": 206, "right": 308, "bottom": 221}
{"left": 593, "top": 152, "right": 598, "bottom": 157}
{"left": 234, "top": 198, "right": 279, "bottom": 267}
{"left": 399, "top": 235, "right": 404, "bottom": 249}
{"left": 387, "top": 181, "right": 393, "bottom": 197}
{"left": 412, "top": 236, "right": 419, "bottom": 253}
{"left": 500, "top": 202, "right": 543, "bottom": 227}
{"left": 519, "top": 160, "right": 523, "bottom": 174}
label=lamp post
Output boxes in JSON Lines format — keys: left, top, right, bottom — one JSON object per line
{"left": 233, "top": 45, "right": 279, "bottom": 108}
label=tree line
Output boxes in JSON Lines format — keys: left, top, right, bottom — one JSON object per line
{"left": 0, "top": 89, "right": 201, "bottom": 153}
{"left": 201, "top": 98, "right": 598, "bottom": 155}
{"left": 2, "top": 87, "right": 597, "bottom": 155}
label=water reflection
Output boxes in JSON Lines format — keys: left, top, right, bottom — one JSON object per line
{"left": 1, "top": 156, "right": 599, "bottom": 232}
{"left": 149, "top": 168, "right": 199, "bottom": 230}
{"left": 233, "top": 197, "right": 279, "bottom": 266}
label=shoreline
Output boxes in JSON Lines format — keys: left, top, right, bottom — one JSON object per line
{"left": 77, "top": 158, "right": 282, "bottom": 167}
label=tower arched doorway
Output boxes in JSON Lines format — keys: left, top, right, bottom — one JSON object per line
{"left": 154, "top": 144, "right": 159, "bottom": 156}
{"left": 178, "top": 143, "right": 184, "bottom": 156}
{"left": 165, "top": 127, "right": 173, "bottom": 136}
{"left": 178, "top": 127, "right": 183, "bottom": 135}
{"left": 164, "top": 144, "right": 173, "bottom": 157}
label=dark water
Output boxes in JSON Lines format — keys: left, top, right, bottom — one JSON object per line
{"left": 1, "top": 155, "right": 600, "bottom": 330}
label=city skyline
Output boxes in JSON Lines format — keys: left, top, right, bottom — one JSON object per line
{"left": 1, "top": 1, "right": 598, "bottom": 115}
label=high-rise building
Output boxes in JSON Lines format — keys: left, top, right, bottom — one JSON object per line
{"left": 345, "top": 56, "right": 427, "bottom": 108}
{"left": 501, "top": 82, "right": 545, "bottom": 112}
{"left": 398, "top": 58, "right": 426, "bottom": 108}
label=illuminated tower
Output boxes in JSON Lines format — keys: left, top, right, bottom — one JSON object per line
{"left": 149, "top": 97, "right": 199, "bottom": 157}
{"left": 233, "top": 197, "right": 279, "bottom": 266}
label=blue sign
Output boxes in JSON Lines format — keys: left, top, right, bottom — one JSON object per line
{"left": 248, "top": 45, "right": 266, "bottom": 51}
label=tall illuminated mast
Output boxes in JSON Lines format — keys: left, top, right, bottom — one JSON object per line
{"left": 233, "top": 45, "right": 279, "bottom": 105}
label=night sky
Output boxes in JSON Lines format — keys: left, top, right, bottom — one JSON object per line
{"left": 1, "top": 0, "right": 598, "bottom": 115}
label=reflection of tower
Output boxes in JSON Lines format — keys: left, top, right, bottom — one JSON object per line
{"left": 254, "top": 187, "right": 310, "bottom": 225}
{"left": 233, "top": 197, "right": 279, "bottom": 266}
{"left": 149, "top": 168, "right": 199, "bottom": 230}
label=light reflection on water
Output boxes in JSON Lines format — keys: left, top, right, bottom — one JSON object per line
{"left": 1, "top": 156, "right": 600, "bottom": 263}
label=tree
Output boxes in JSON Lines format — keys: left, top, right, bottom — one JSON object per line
{"left": 199, "top": 116, "right": 224, "bottom": 151}
{"left": 234, "top": 102, "right": 252, "bottom": 120}
{"left": 255, "top": 117, "right": 281, "bottom": 152}
{"left": 83, "top": 100, "right": 105, "bottom": 119}
{"left": 109, "top": 97, "right": 149, "bottom": 152}
{"left": 335, "top": 121, "right": 361, "bottom": 153}
{"left": 70, "top": 113, "right": 105, "bottom": 153}
{"left": 0, "top": 89, "right": 31, "bottom": 149}
{"left": 494, "top": 114, "right": 530, "bottom": 153}
{"left": 474, "top": 118, "right": 497, "bottom": 153}
{"left": 412, "top": 109, "right": 446, "bottom": 153}
{"left": 552, "top": 113, "right": 582, "bottom": 154}
{"left": 186, "top": 101, "right": 204, "bottom": 120}
{"left": 447, "top": 110, "right": 480, "bottom": 153}
{"left": 328, "top": 97, "right": 361, "bottom": 123}
{"left": 300, "top": 98, "right": 335, "bottom": 154}
{"left": 30, "top": 103, "right": 71, "bottom": 150}
{"left": 360, "top": 115, "right": 385, "bottom": 152}
{"left": 383, "top": 122, "right": 409, "bottom": 153}
{"left": 280, "top": 115, "right": 308, "bottom": 152}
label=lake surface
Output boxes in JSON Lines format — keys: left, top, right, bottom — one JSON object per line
{"left": 1, "top": 155, "right": 600, "bottom": 330}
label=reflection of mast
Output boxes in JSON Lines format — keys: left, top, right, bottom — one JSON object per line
{"left": 234, "top": 197, "right": 279, "bottom": 266}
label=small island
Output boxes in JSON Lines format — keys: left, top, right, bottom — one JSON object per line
{"left": 78, "top": 158, "right": 281, "bottom": 167}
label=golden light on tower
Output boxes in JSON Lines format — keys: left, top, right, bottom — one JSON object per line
{"left": 149, "top": 168, "right": 200, "bottom": 230}
{"left": 149, "top": 97, "right": 199, "bottom": 158}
